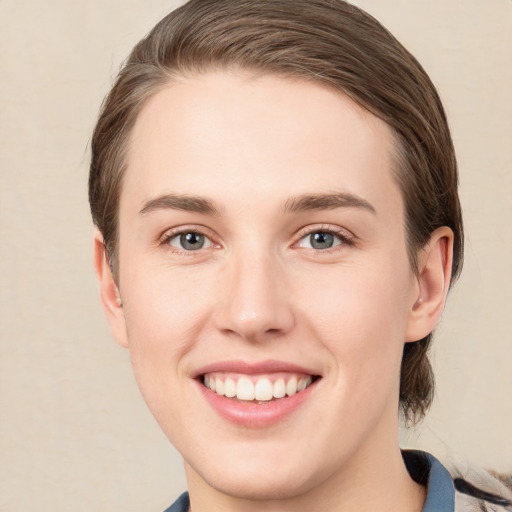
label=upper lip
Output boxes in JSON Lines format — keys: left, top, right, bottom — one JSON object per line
{"left": 192, "top": 359, "right": 320, "bottom": 378}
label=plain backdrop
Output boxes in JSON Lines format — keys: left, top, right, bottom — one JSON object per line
{"left": 1, "top": 0, "right": 511, "bottom": 510}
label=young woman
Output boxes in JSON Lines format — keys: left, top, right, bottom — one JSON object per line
{"left": 89, "top": 1, "right": 511, "bottom": 510}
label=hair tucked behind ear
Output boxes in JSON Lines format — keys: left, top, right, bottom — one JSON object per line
{"left": 400, "top": 340, "right": 435, "bottom": 425}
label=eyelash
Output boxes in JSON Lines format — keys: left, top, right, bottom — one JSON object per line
{"left": 294, "top": 224, "right": 356, "bottom": 252}
{"left": 159, "top": 225, "right": 219, "bottom": 255}
{"left": 158, "top": 224, "right": 355, "bottom": 254}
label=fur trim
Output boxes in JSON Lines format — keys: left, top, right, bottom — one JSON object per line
{"left": 451, "top": 464, "right": 512, "bottom": 511}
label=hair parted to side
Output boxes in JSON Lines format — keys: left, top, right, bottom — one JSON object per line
{"left": 89, "top": 0, "right": 463, "bottom": 424}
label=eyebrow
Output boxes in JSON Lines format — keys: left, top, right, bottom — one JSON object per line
{"left": 139, "top": 194, "right": 221, "bottom": 216}
{"left": 283, "top": 192, "right": 376, "bottom": 215}
{"left": 139, "top": 191, "right": 376, "bottom": 217}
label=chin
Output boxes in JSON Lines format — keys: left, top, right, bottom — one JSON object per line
{"left": 185, "top": 444, "right": 336, "bottom": 503}
{"left": 199, "top": 467, "right": 319, "bottom": 501}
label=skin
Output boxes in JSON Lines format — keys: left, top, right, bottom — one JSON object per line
{"left": 95, "top": 72, "right": 453, "bottom": 512}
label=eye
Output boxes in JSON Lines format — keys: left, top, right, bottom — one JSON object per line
{"left": 297, "top": 230, "right": 346, "bottom": 250}
{"left": 167, "top": 231, "right": 213, "bottom": 251}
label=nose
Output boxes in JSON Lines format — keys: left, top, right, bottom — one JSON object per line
{"left": 213, "top": 249, "right": 295, "bottom": 342}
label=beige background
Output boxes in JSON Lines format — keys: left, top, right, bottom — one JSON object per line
{"left": 1, "top": 0, "right": 511, "bottom": 510}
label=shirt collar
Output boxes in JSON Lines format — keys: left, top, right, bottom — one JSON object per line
{"left": 403, "top": 449, "right": 455, "bottom": 512}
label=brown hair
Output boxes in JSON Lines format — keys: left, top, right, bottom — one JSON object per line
{"left": 89, "top": 0, "right": 463, "bottom": 424}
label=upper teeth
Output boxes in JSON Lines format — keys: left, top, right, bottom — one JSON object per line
{"left": 204, "top": 373, "right": 313, "bottom": 401}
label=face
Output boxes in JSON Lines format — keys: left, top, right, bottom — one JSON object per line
{"left": 107, "top": 72, "right": 426, "bottom": 500}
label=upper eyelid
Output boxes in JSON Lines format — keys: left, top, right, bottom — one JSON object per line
{"left": 158, "top": 224, "right": 218, "bottom": 243}
{"left": 294, "top": 224, "right": 355, "bottom": 240}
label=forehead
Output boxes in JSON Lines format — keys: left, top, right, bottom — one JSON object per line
{"left": 122, "top": 71, "right": 401, "bottom": 218}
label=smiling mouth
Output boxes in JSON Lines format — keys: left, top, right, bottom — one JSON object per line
{"left": 202, "top": 372, "right": 319, "bottom": 403}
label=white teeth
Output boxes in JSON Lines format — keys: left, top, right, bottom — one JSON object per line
{"left": 286, "top": 376, "right": 298, "bottom": 396}
{"left": 224, "top": 377, "right": 236, "bottom": 398}
{"left": 215, "top": 377, "right": 224, "bottom": 396}
{"left": 273, "top": 378, "right": 286, "bottom": 399}
{"left": 297, "top": 376, "right": 313, "bottom": 391}
{"left": 204, "top": 373, "right": 314, "bottom": 400}
{"left": 254, "top": 378, "right": 273, "bottom": 401}
{"left": 236, "top": 377, "right": 255, "bottom": 400}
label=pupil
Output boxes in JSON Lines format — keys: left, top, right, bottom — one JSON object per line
{"left": 181, "top": 232, "right": 204, "bottom": 250}
{"left": 311, "top": 232, "right": 333, "bottom": 249}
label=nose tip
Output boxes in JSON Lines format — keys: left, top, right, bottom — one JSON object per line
{"left": 226, "top": 309, "right": 291, "bottom": 341}
{"left": 213, "top": 256, "right": 295, "bottom": 342}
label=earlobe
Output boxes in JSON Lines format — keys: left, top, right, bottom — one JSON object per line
{"left": 405, "top": 226, "right": 454, "bottom": 342}
{"left": 93, "top": 229, "right": 129, "bottom": 348}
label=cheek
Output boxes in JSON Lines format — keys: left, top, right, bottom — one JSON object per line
{"left": 122, "top": 260, "right": 213, "bottom": 345}
{"left": 293, "top": 263, "right": 411, "bottom": 439}
{"left": 118, "top": 271, "right": 218, "bottom": 446}
{"left": 295, "top": 257, "right": 412, "bottom": 382}
{"left": 300, "top": 255, "right": 410, "bottom": 329}
{"left": 118, "top": 261, "right": 216, "bottom": 399}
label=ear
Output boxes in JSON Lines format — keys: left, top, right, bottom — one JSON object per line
{"left": 93, "top": 229, "right": 129, "bottom": 348}
{"left": 405, "top": 226, "right": 454, "bottom": 343}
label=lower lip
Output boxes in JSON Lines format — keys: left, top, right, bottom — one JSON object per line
{"left": 196, "top": 379, "right": 318, "bottom": 428}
